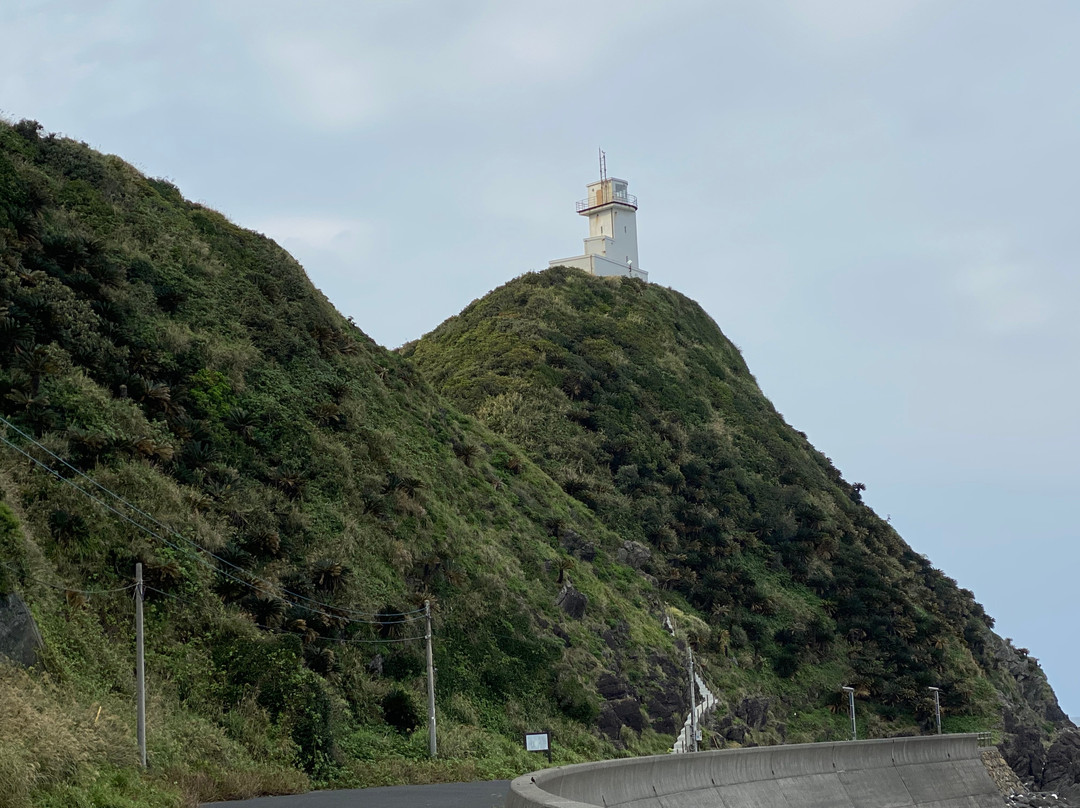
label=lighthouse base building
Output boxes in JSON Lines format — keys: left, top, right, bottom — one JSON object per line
{"left": 550, "top": 175, "right": 648, "bottom": 282}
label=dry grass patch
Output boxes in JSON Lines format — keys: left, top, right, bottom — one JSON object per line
{"left": 0, "top": 663, "right": 135, "bottom": 807}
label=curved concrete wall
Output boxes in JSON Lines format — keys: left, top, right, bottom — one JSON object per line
{"left": 507, "top": 734, "right": 1001, "bottom": 808}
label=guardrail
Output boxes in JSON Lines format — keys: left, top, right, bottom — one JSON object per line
{"left": 507, "top": 734, "right": 1000, "bottom": 808}
{"left": 576, "top": 193, "right": 637, "bottom": 212}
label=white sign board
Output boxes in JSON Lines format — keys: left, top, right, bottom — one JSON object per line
{"left": 525, "top": 732, "right": 550, "bottom": 752}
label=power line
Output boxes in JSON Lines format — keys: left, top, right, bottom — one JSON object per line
{"left": 0, "top": 416, "right": 425, "bottom": 620}
{"left": 0, "top": 422, "right": 423, "bottom": 625}
{"left": 0, "top": 415, "right": 425, "bottom": 620}
{"left": 0, "top": 559, "right": 135, "bottom": 596}
{"left": 256, "top": 622, "right": 426, "bottom": 645}
{"left": 0, "top": 431, "right": 294, "bottom": 609}
{"left": 142, "top": 585, "right": 425, "bottom": 645}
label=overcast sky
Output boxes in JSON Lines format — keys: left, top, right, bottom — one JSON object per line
{"left": 3, "top": 1, "right": 1078, "bottom": 719}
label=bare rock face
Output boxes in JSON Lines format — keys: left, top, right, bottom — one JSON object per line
{"left": 1041, "top": 730, "right": 1080, "bottom": 805}
{"left": 597, "top": 690, "right": 648, "bottom": 740}
{"left": 593, "top": 649, "right": 689, "bottom": 741}
{"left": 643, "top": 652, "right": 689, "bottom": 735}
{"left": 705, "top": 696, "right": 773, "bottom": 746}
{"left": 712, "top": 713, "right": 750, "bottom": 745}
{"left": 0, "top": 593, "right": 43, "bottom": 667}
{"left": 734, "top": 695, "right": 771, "bottom": 730}
{"left": 616, "top": 540, "right": 652, "bottom": 570}
{"left": 1003, "top": 710, "right": 1050, "bottom": 780}
{"left": 555, "top": 580, "right": 588, "bottom": 619}
{"left": 646, "top": 686, "right": 686, "bottom": 735}
{"left": 984, "top": 628, "right": 1076, "bottom": 789}
{"left": 557, "top": 527, "right": 597, "bottom": 562}
{"left": 601, "top": 620, "right": 630, "bottom": 651}
{"left": 597, "top": 671, "right": 631, "bottom": 700}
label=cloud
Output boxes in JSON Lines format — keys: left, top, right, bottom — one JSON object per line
{"left": 954, "top": 262, "right": 1055, "bottom": 335}
{"left": 254, "top": 215, "right": 377, "bottom": 276}
{"left": 257, "top": 35, "right": 386, "bottom": 130}
{"left": 927, "top": 228, "right": 1061, "bottom": 336}
{"left": 0, "top": 1, "right": 146, "bottom": 119}
{"left": 244, "top": 1, "right": 671, "bottom": 130}
{"left": 779, "top": 0, "right": 934, "bottom": 42}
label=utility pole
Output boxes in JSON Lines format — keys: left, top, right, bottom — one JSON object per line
{"left": 842, "top": 686, "right": 856, "bottom": 741}
{"left": 688, "top": 644, "right": 698, "bottom": 752}
{"left": 928, "top": 687, "right": 942, "bottom": 735}
{"left": 135, "top": 563, "right": 146, "bottom": 768}
{"left": 425, "top": 600, "right": 436, "bottom": 759}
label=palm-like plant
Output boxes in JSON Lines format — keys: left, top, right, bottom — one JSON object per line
{"left": 555, "top": 555, "right": 575, "bottom": 584}
{"left": 13, "top": 345, "right": 59, "bottom": 396}
{"left": 225, "top": 407, "right": 258, "bottom": 440}
{"left": 311, "top": 559, "right": 349, "bottom": 594}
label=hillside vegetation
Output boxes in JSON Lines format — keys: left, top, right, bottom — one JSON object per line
{"left": 0, "top": 117, "right": 1069, "bottom": 807}
{"left": 0, "top": 120, "right": 685, "bottom": 806}
{"left": 403, "top": 267, "right": 1069, "bottom": 757}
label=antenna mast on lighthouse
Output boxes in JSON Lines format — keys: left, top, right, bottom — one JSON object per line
{"left": 549, "top": 152, "right": 646, "bottom": 281}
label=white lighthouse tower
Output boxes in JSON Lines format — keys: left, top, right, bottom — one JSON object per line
{"left": 550, "top": 153, "right": 647, "bottom": 281}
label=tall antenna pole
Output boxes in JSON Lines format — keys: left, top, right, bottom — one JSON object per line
{"left": 135, "top": 563, "right": 147, "bottom": 768}
{"left": 425, "top": 600, "right": 437, "bottom": 758}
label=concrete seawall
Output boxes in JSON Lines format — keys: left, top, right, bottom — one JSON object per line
{"left": 507, "top": 734, "right": 1002, "bottom": 808}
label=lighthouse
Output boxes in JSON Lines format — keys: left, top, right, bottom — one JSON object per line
{"left": 550, "top": 155, "right": 647, "bottom": 281}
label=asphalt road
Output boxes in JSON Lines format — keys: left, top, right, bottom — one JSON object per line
{"left": 203, "top": 780, "right": 511, "bottom": 808}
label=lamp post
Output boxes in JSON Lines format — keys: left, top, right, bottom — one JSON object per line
{"left": 928, "top": 687, "right": 941, "bottom": 735}
{"left": 842, "top": 686, "right": 856, "bottom": 740}
{"left": 687, "top": 645, "right": 698, "bottom": 753}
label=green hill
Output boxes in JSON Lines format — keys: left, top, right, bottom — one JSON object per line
{"left": 0, "top": 117, "right": 1070, "bottom": 807}
{"left": 403, "top": 266, "right": 1069, "bottom": 767}
{"left": 0, "top": 120, "right": 686, "bottom": 806}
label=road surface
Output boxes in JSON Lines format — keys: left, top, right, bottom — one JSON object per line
{"left": 204, "top": 780, "right": 511, "bottom": 808}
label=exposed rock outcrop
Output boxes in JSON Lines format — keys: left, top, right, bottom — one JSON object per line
{"left": 591, "top": 642, "right": 689, "bottom": 742}
{"left": 704, "top": 695, "right": 775, "bottom": 747}
{"left": 555, "top": 579, "right": 588, "bottom": 619}
{"left": 557, "top": 527, "right": 597, "bottom": 562}
{"left": 616, "top": 540, "right": 651, "bottom": 570}
{"left": 966, "top": 627, "right": 1077, "bottom": 789}
{"left": 1040, "top": 730, "right": 1080, "bottom": 805}
{"left": 0, "top": 592, "right": 42, "bottom": 667}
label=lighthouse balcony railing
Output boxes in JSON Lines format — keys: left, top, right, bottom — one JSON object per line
{"left": 576, "top": 192, "right": 637, "bottom": 212}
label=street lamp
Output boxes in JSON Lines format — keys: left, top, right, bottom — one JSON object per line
{"left": 927, "top": 687, "right": 941, "bottom": 735}
{"left": 841, "top": 686, "right": 856, "bottom": 740}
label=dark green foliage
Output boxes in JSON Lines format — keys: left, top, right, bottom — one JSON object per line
{"left": 382, "top": 649, "right": 424, "bottom": 680}
{"left": 553, "top": 669, "right": 600, "bottom": 723}
{"left": 211, "top": 632, "right": 334, "bottom": 772}
{"left": 48, "top": 509, "right": 89, "bottom": 545}
{"left": 382, "top": 687, "right": 421, "bottom": 734}
{"left": 434, "top": 612, "right": 564, "bottom": 705}
{"left": 405, "top": 267, "right": 1029, "bottom": 726}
